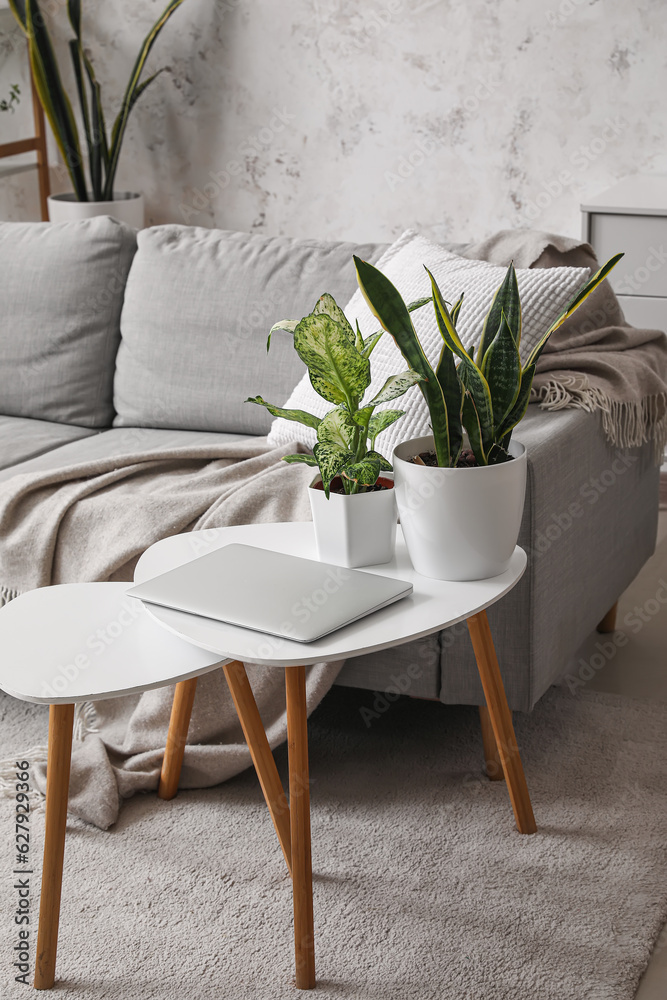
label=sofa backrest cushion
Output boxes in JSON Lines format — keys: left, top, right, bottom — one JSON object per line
{"left": 0, "top": 216, "right": 137, "bottom": 428}
{"left": 112, "top": 226, "right": 387, "bottom": 435}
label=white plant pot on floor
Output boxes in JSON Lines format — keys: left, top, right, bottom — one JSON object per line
{"left": 47, "top": 192, "right": 144, "bottom": 228}
{"left": 309, "top": 475, "right": 397, "bottom": 568}
{"left": 393, "top": 435, "right": 527, "bottom": 582}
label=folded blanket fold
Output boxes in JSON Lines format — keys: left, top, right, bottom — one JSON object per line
{"left": 0, "top": 438, "right": 343, "bottom": 828}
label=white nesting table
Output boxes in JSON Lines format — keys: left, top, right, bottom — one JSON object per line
{"left": 134, "top": 521, "right": 535, "bottom": 990}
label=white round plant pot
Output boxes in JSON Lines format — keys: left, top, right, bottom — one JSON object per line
{"left": 308, "top": 475, "right": 397, "bottom": 568}
{"left": 47, "top": 192, "right": 144, "bottom": 228}
{"left": 393, "top": 435, "right": 527, "bottom": 581}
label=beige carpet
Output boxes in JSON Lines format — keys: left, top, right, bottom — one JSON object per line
{"left": 0, "top": 683, "right": 665, "bottom": 1000}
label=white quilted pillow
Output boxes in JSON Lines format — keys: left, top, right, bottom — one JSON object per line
{"left": 267, "top": 229, "right": 590, "bottom": 458}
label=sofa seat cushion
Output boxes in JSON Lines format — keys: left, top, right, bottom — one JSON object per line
{"left": 0, "top": 426, "right": 253, "bottom": 485}
{"left": 0, "top": 217, "right": 137, "bottom": 428}
{"left": 0, "top": 416, "right": 97, "bottom": 473}
{"left": 113, "top": 227, "right": 387, "bottom": 436}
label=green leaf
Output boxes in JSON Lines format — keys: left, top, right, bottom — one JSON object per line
{"left": 482, "top": 311, "right": 521, "bottom": 429}
{"left": 8, "top": 0, "right": 27, "bottom": 29}
{"left": 486, "top": 443, "right": 512, "bottom": 466}
{"left": 369, "top": 370, "right": 423, "bottom": 405}
{"left": 450, "top": 292, "right": 464, "bottom": 326}
{"left": 313, "top": 443, "right": 354, "bottom": 498}
{"left": 425, "top": 267, "right": 471, "bottom": 361}
{"left": 458, "top": 357, "right": 494, "bottom": 453}
{"left": 462, "top": 391, "right": 487, "bottom": 466}
{"left": 524, "top": 253, "right": 624, "bottom": 369}
{"left": 267, "top": 319, "right": 298, "bottom": 351}
{"left": 351, "top": 404, "right": 374, "bottom": 428}
{"left": 496, "top": 362, "right": 535, "bottom": 445}
{"left": 367, "top": 409, "right": 404, "bottom": 449}
{"left": 367, "top": 450, "right": 393, "bottom": 472}
{"left": 316, "top": 407, "right": 357, "bottom": 450}
{"left": 104, "top": 0, "right": 185, "bottom": 200}
{"left": 435, "top": 343, "right": 463, "bottom": 463}
{"left": 313, "top": 293, "right": 355, "bottom": 343}
{"left": 245, "top": 396, "right": 322, "bottom": 430}
{"left": 354, "top": 256, "right": 452, "bottom": 467}
{"left": 282, "top": 453, "right": 318, "bottom": 466}
{"left": 477, "top": 262, "right": 521, "bottom": 364}
{"left": 407, "top": 296, "right": 432, "bottom": 313}
{"left": 362, "top": 330, "right": 384, "bottom": 358}
{"left": 341, "top": 456, "right": 382, "bottom": 490}
{"left": 294, "top": 312, "right": 371, "bottom": 406}
{"left": 355, "top": 319, "right": 364, "bottom": 353}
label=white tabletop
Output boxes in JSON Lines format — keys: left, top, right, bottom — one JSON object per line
{"left": 134, "top": 523, "right": 526, "bottom": 668}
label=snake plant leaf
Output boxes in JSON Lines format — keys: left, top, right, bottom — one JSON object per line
{"left": 21, "top": 0, "right": 87, "bottom": 200}
{"left": 366, "top": 450, "right": 393, "bottom": 472}
{"left": 450, "top": 292, "right": 464, "bottom": 327}
{"left": 425, "top": 267, "right": 471, "bottom": 362}
{"left": 367, "top": 409, "right": 404, "bottom": 449}
{"left": 294, "top": 312, "right": 371, "bottom": 406}
{"left": 482, "top": 311, "right": 521, "bottom": 429}
{"left": 458, "top": 357, "right": 494, "bottom": 453}
{"left": 354, "top": 256, "right": 452, "bottom": 468}
{"left": 496, "top": 362, "right": 536, "bottom": 445}
{"left": 67, "top": 39, "right": 101, "bottom": 199}
{"left": 462, "top": 391, "right": 487, "bottom": 466}
{"left": 313, "top": 293, "right": 355, "bottom": 344}
{"left": 435, "top": 342, "right": 463, "bottom": 462}
{"left": 313, "top": 443, "right": 355, "bottom": 498}
{"left": 104, "top": 0, "right": 185, "bottom": 200}
{"left": 369, "top": 370, "right": 423, "bottom": 406}
{"left": 282, "top": 453, "right": 318, "bottom": 466}
{"left": 362, "top": 330, "right": 384, "bottom": 358}
{"left": 340, "top": 455, "right": 382, "bottom": 489}
{"left": 7, "top": 0, "right": 26, "bottom": 28}
{"left": 476, "top": 262, "right": 522, "bottom": 365}
{"left": 267, "top": 319, "right": 298, "bottom": 351}
{"left": 317, "top": 407, "right": 357, "bottom": 450}
{"left": 486, "top": 442, "right": 512, "bottom": 465}
{"left": 524, "top": 253, "right": 624, "bottom": 369}
{"left": 407, "top": 296, "right": 432, "bottom": 313}
{"left": 244, "top": 396, "right": 322, "bottom": 430}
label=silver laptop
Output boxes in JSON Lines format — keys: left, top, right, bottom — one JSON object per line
{"left": 127, "top": 543, "right": 413, "bottom": 643}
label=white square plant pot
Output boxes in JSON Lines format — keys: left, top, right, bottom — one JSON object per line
{"left": 308, "top": 475, "right": 397, "bottom": 568}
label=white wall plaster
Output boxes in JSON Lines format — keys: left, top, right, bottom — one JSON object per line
{"left": 1, "top": 0, "right": 666, "bottom": 242}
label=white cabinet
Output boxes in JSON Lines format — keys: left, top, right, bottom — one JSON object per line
{"left": 581, "top": 176, "right": 667, "bottom": 334}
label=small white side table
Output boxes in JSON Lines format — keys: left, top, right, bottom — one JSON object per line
{"left": 136, "top": 522, "right": 536, "bottom": 990}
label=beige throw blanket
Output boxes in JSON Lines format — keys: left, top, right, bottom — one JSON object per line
{"left": 462, "top": 229, "right": 667, "bottom": 460}
{"left": 0, "top": 440, "right": 343, "bottom": 829}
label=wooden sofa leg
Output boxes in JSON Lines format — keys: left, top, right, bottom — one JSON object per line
{"left": 597, "top": 601, "right": 618, "bottom": 634}
{"left": 478, "top": 705, "right": 504, "bottom": 781}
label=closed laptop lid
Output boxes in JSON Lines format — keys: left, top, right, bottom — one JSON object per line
{"left": 127, "top": 543, "right": 413, "bottom": 642}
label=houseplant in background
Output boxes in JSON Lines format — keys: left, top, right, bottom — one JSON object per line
{"left": 247, "top": 292, "right": 426, "bottom": 567}
{"left": 0, "top": 83, "right": 20, "bottom": 113}
{"left": 8, "top": 0, "right": 185, "bottom": 225}
{"left": 354, "top": 251, "right": 623, "bottom": 581}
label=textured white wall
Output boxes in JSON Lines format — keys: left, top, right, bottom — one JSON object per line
{"left": 1, "top": 0, "right": 666, "bottom": 242}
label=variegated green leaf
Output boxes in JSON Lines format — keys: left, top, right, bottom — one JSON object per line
{"left": 369, "top": 370, "right": 423, "bottom": 405}
{"left": 313, "top": 293, "right": 355, "bottom": 343}
{"left": 367, "top": 409, "right": 404, "bottom": 449}
{"left": 282, "top": 453, "right": 318, "bottom": 466}
{"left": 425, "top": 267, "right": 471, "bottom": 361}
{"left": 458, "top": 357, "right": 494, "bottom": 453}
{"left": 496, "top": 362, "right": 535, "bottom": 445}
{"left": 362, "top": 330, "right": 384, "bottom": 358}
{"left": 486, "top": 443, "right": 512, "bottom": 466}
{"left": 451, "top": 292, "right": 464, "bottom": 326}
{"left": 267, "top": 319, "right": 298, "bottom": 351}
{"left": 294, "top": 313, "right": 371, "bottom": 406}
{"left": 367, "top": 450, "right": 393, "bottom": 472}
{"left": 317, "top": 407, "right": 358, "bottom": 450}
{"left": 341, "top": 456, "right": 382, "bottom": 490}
{"left": 355, "top": 319, "right": 364, "bottom": 353}
{"left": 313, "top": 443, "right": 354, "bottom": 498}
{"left": 245, "top": 396, "right": 321, "bottom": 430}
{"left": 407, "top": 296, "right": 432, "bottom": 313}
{"left": 477, "top": 262, "right": 521, "bottom": 364}
{"left": 435, "top": 342, "right": 463, "bottom": 462}
{"left": 482, "top": 311, "right": 521, "bottom": 429}
{"left": 462, "top": 391, "right": 486, "bottom": 466}
{"left": 351, "top": 405, "right": 375, "bottom": 434}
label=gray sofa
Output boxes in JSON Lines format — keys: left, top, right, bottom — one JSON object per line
{"left": 0, "top": 217, "right": 659, "bottom": 712}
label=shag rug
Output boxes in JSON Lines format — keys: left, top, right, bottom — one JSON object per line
{"left": 0, "top": 683, "right": 665, "bottom": 1000}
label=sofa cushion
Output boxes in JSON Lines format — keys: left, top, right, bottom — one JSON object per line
{"left": 112, "top": 227, "right": 387, "bottom": 435}
{"left": 0, "top": 216, "right": 137, "bottom": 428}
{"left": 0, "top": 416, "right": 97, "bottom": 472}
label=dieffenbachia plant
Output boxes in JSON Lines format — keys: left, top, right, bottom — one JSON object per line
{"left": 353, "top": 252, "right": 623, "bottom": 468}
{"left": 246, "top": 293, "right": 428, "bottom": 497}
{"left": 8, "top": 0, "right": 184, "bottom": 202}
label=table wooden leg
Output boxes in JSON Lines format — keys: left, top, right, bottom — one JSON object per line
{"left": 597, "top": 600, "right": 618, "bottom": 634}
{"left": 467, "top": 611, "right": 537, "bottom": 835}
{"left": 478, "top": 705, "right": 504, "bottom": 781}
{"left": 223, "top": 661, "right": 292, "bottom": 874}
{"left": 285, "top": 666, "right": 315, "bottom": 990}
{"left": 35, "top": 703, "right": 74, "bottom": 990}
{"left": 158, "top": 677, "right": 198, "bottom": 800}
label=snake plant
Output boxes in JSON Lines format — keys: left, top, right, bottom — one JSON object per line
{"left": 8, "top": 0, "right": 184, "bottom": 202}
{"left": 247, "top": 293, "right": 427, "bottom": 497}
{"left": 354, "top": 252, "right": 623, "bottom": 467}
